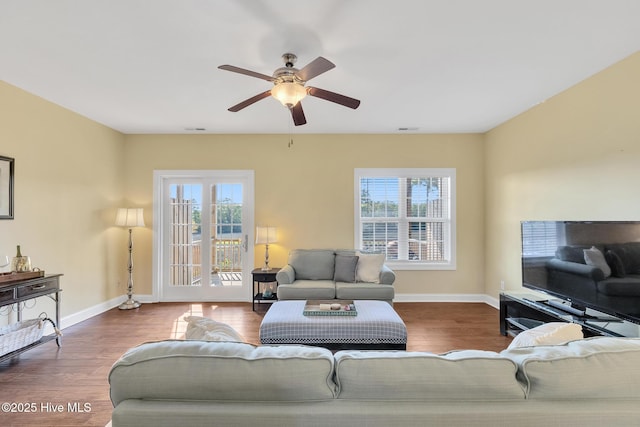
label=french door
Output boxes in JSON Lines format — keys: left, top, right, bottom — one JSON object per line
{"left": 153, "top": 170, "right": 254, "bottom": 301}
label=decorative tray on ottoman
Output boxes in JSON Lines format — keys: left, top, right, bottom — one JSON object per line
{"left": 303, "top": 300, "right": 357, "bottom": 316}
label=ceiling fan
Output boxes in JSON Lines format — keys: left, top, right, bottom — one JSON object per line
{"left": 218, "top": 53, "right": 360, "bottom": 126}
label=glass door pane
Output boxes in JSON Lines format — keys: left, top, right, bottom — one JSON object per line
{"left": 169, "top": 183, "right": 202, "bottom": 287}
{"left": 210, "top": 183, "right": 243, "bottom": 287}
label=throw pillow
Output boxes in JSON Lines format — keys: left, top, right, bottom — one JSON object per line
{"left": 605, "top": 249, "right": 626, "bottom": 278}
{"left": 556, "top": 245, "right": 590, "bottom": 264}
{"left": 184, "top": 316, "right": 245, "bottom": 342}
{"left": 507, "top": 322, "right": 583, "bottom": 349}
{"left": 355, "top": 252, "right": 385, "bottom": 283}
{"left": 334, "top": 255, "right": 359, "bottom": 283}
{"left": 583, "top": 246, "right": 611, "bottom": 278}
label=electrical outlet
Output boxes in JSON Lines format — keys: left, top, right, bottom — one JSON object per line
{"left": 500, "top": 280, "right": 505, "bottom": 291}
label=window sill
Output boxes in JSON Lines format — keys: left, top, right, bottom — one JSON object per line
{"left": 386, "top": 260, "right": 456, "bottom": 271}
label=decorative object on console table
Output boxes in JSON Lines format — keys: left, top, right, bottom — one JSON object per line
{"left": 0, "top": 255, "right": 10, "bottom": 272}
{"left": 255, "top": 226, "right": 277, "bottom": 271}
{"left": 0, "top": 155, "right": 14, "bottom": 220}
{"left": 11, "top": 245, "right": 32, "bottom": 272}
{"left": 115, "top": 208, "right": 145, "bottom": 310}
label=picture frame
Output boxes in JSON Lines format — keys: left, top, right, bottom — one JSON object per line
{"left": 0, "top": 156, "right": 14, "bottom": 220}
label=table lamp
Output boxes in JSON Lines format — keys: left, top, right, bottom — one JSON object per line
{"left": 255, "top": 226, "right": 277, "bottom": 271}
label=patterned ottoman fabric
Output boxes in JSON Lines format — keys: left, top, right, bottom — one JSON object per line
{"left": 260, "top": 300, "right": 407, "bottom": 349}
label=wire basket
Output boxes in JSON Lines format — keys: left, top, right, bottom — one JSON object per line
{"left": 0, "top": 313, "right": 54, "bottom": 357}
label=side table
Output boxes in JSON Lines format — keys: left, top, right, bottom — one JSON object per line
{"left": 252, "top": 268, "right": 280, "bottom": 311}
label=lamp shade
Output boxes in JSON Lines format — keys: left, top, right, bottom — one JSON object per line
{"left": 115, "top": 208, "right": 145, "bottom": 227}
{"left": 255, "top": 226, "right": 277, "bottom": 244}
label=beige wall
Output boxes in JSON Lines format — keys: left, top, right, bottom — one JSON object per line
{"left": 484, "top": 52, "right": 640, "bottom": 299}
{"left": 123, "top": 133, "right": 485, "bottom": 297}
{"left": 0, "top": 81, "right": 126, "bottom": 323}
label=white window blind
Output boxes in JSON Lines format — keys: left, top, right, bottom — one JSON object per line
{"left": 355, "top": 168, "right": 456, "bottom": 270}
{"left": 521, "top": 221, "right": 559, "bottom": 257}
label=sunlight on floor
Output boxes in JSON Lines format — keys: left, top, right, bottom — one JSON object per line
{"left": 169, "top": 303, "right": 221, "bottom": 339}
{"left": 165, "top": 303, "right": 256, "bottom": 341}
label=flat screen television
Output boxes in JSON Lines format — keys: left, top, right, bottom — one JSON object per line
{"left": 521, "top": 220, "right": 640, "bottom": 324}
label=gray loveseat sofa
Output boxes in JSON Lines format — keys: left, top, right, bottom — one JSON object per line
{"left": 275, "top": 249, "right": 395, "bottom": 303}
{"left": 109, "top": 337, "right": 640, "bottom": 427}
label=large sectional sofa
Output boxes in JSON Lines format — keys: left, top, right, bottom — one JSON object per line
{"left": 109, "top": 336, "right": 640, "bottom": 426}
{"left": 276, "top": 249, "right": 395, "bottom": 303}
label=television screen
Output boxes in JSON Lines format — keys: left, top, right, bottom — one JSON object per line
{"left": 521, "top": 221, "right": 640, "bottom": 324}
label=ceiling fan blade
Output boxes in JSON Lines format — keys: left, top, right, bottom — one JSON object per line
{"left": 227, "top": 90, "right": 272, "bottom": 112}
{"left": 218, "top": 65, "right": 275, "bottom": 82}
{"left": 295, "top": 57, "right": 335, "bottom": 82}
{"left": 307, "top": 87, "right": 361, "bottom": 109}
{"left": 290, "top": 102, "right": 307, "bottom": 126}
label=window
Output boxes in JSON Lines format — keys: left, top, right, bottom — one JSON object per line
{"left": 521, "top": 221, "right": 561, "bottom": 258}
{"left": 354, "top": 168, "right": 456, "bottom": 270}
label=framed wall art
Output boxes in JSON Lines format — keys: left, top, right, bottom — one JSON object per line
{"left": 0, "top": 156, "right": 14, "bottom": 219}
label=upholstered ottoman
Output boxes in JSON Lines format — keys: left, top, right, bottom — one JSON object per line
{"left": 260, "top": 300, "right": 407, "bottom": 350}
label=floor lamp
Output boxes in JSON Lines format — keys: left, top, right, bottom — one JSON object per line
{"left": 116, "top": 208, "right": 145, "bottom": 310}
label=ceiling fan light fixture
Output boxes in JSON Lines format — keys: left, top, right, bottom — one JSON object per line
{"left": 271, "top": 82, "right": 307, "bottom": 108}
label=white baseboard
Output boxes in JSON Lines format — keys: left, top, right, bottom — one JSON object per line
{"left": 47, "top": 294, "right": 153, "bottom": 334}
{"left": 58, "top": 296, "right": 122, "bottom": 331}
{"left": 45, "top": 293, "right": 498, "bottom": 335}
{"left": 394, "top": 293, "right": 499, "bottom": 309}
{"left": 135, "top": 294, "right": 156, "bottom": 304}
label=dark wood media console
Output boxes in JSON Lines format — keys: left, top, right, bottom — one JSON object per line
{"left": 500, "top": 291, "right": 640, "bottom": 338}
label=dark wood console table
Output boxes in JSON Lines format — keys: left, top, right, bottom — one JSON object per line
{"left": 0, "top": 274, "right": 62, "bottom": 362}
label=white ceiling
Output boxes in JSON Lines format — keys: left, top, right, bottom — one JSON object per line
{"left": 1, "top": 0, "right": 639, "bottom": 134}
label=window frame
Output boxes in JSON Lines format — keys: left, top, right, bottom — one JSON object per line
{"left": 354, "top": 168, "right": 456, "bottom": 271}
{"left": 521, "top": 221, "right": 562, "bottom": 259}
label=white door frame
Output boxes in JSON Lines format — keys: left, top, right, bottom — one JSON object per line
{"left": 152, "top": 170, "right": 255, "bottom": 302}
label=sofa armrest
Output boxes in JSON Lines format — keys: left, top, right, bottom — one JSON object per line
{"left": 546, "top": 259, "right": 605, "bottom": 281}
{"left": 276, "top": 265, "right": 296, "bottom": 284}
{"left": 379, "top": 264, "right": 396, "bottom": 285}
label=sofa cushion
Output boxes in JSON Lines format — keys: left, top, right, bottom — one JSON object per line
{"left": 606, "top": 243, "right": 640, "bottom": 274}
{"left": 596, "top": 276, "right": 640, "bottom": 297}
{"left": 355, "top": 252, "right": 385, "bottom": 283}
{"left": 277, "top": 280, "right": 336, "bottom": 300}
{"left": 333, "top": 255, "right": 359, "bottom": 283}
{"left": 556, "top": 245, "right": 591, "bottom": 264}
{"left": 335, "top": 282, "right": 394, "bottom": 301}
{"left": 583, "top": 246, "right": 611, "bottom": 277}
{"left": 507, "top": 322, "right": 583, "bottom": 349}
{"left": 288, "top": 249, "right": 336, "bottom": 280}
{"left": 109, "top": 340, "right": 337, "bottom": 406}
{"left": 334, "top": 350, "right": 524, "bottom": 401}
{"left": 605, "top": 249, "right": 626, "bottom": 277}
{"left": 501, "top": 337, "right": 640, "bottom": 399}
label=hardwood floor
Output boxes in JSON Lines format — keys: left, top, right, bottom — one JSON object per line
{"left": 0, "top": 301, "right": 512, "bottom": 427}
